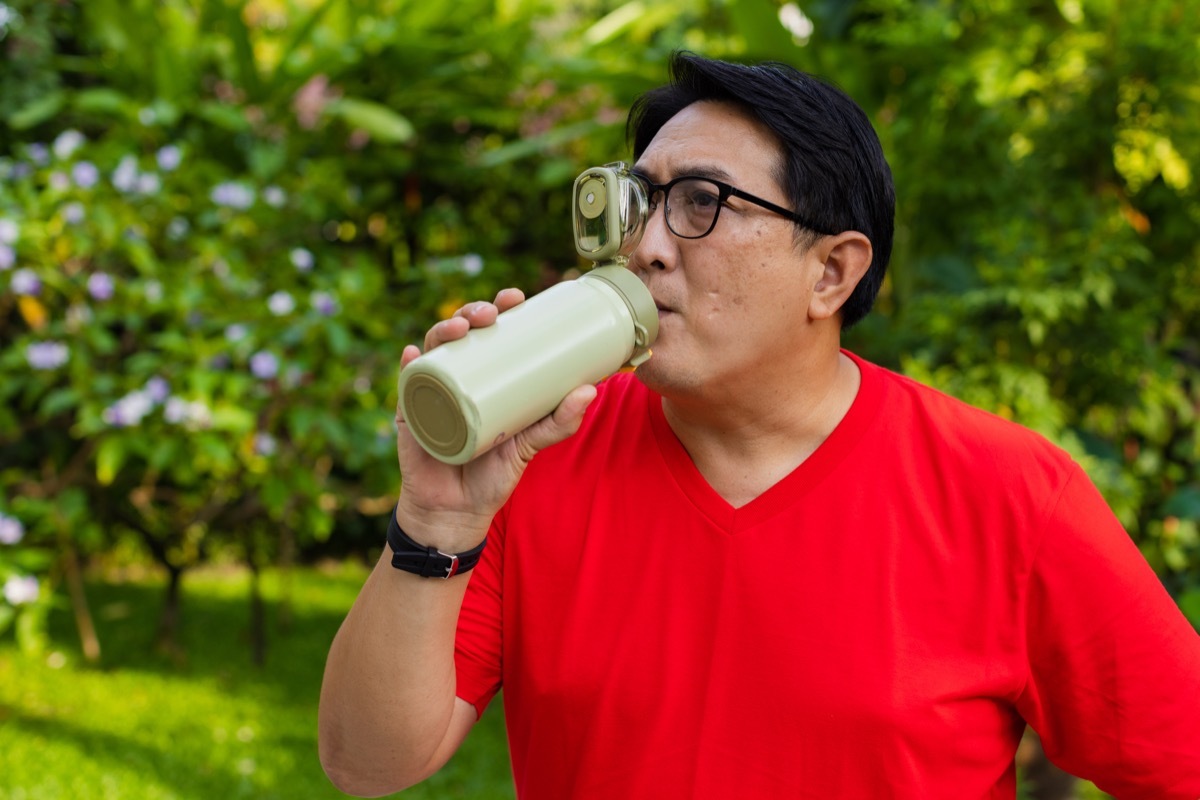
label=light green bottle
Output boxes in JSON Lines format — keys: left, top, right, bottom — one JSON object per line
{"left": 398, "top": 163, "right": 658, "bottom": 465}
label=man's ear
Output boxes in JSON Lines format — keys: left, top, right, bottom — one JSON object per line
{"left": 808, "top": 231, "right": 873, "bottom": 322}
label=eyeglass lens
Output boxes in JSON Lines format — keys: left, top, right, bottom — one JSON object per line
{"left": 665, "top": 179, "right": 722, "bottom": 238}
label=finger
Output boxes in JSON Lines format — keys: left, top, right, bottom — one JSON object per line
{"left": 400, "top": 343, "right": 422, "bottom": 369}
{"left": 494, "top": 287, "right": 525, "bottom": 313}
{"left": 513, "top": 384, "right": 598, "bottom": 461}
{"left": 423, "top": 315, "right": 470, "bottom": 351}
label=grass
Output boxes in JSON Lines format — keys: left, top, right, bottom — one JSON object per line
{"left": 0, "top": 562, "right": 515, "bottom": 800}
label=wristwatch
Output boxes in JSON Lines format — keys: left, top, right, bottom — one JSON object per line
{"left": 386, "top": 505, "right": 486, "bottom": 579}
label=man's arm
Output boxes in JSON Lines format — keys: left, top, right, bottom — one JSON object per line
{"left": 317, "top": 290, "right": 597, "bottom": 795}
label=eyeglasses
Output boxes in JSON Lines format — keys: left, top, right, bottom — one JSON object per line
{"left": 633, "top": 173, "right": 835, "bottom": 239}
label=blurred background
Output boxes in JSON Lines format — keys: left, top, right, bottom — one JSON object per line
{"left": 0, "top": 0, "right": 1196, "bottom": 798}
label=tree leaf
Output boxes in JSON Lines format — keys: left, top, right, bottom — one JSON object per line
{"left": 324, "top": 98, "right": 415, "bottom": 144}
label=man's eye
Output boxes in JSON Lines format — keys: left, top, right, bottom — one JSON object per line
{"left": 686, "top": 190, "right": 720, "bottom": 209}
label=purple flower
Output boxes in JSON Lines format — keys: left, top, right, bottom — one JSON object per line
{"left": 3, "top": 575, "right": 39, "bottom": 606}
{"left": 0, "top": 243, "right": 13, "bottom": 271}
{"left": 25, "top": 341, "right": 69, "bottom": 370}
{"left": 71, "top": 161, "right": 100, "bottom": 189}
{"left": 290, "top": 247, "right": 314, "bottom": 272}
{"left": 267, "top": 291, "right": 295, "bottom": 316}
{"left": 102, "top": 391, "right": 153, "bottom": 427}
{"left": 144, "top": 376, "right": 170, "bottom": 403}
{"left": 156, "top": 145, "right": 182, "bottom": 171}
{"left": 27, "top": 143, "right": 49, "bottom": 165}
{"left": 250, "top": 350, "right": 279, "bottom": 380}
{"left": 53, "top": 129, "right": 86, "bottom": 160}
{"left": 11, "top": 268, "right": 41, "bottom": 296}
{"left": 62, "top": 202, "right": 86, "bottom": 225}
{"left": 87, "top": 272, "right": 115, "bottom": 301}
{"left": 253, "top": 432, "right": 278, "bottom": 456}
{"left": 0, "top": 513, "right": 24, "bottom": 545}
{"left": 225, "top": 323, "right": 249, "bottom": 343}
{"left": 112, "top": 156, "right": 139, "bottom": 193}
{"left": 211, "top": 182, "right": 255, "bottom": 210}
{"left": 0, "top": 218, "right": 17, "bottom": 245}
{"left": 311, "top": 290, "right": 338, "bottom": 316}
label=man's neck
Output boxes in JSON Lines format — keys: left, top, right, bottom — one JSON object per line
{"left": 660, "top": 348, "right": 862, "bottom": 508}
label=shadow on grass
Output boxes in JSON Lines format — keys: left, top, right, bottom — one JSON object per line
{"left": 1, "top": 702, "right": 269, "bottom": 800}
{"left": 45, "top": 567, "right": 358, "bottom": 705}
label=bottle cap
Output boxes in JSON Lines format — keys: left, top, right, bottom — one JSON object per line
{"left": 402, "top": 372, "right": 471, "bottom": 459}
{"left": 582, "top": 265, "right": 659, "bottom": 368}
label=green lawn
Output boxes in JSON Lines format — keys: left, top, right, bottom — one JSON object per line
{"left": 0, "top": 563, "right": 515, "bottom": 800}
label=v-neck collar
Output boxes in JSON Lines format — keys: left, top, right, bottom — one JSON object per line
{"left": 645, "top": 350, "right": 885, "bottom": 533}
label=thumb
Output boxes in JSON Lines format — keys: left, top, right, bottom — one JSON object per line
{"left": 514, "top": 384, "right": 598, "bottom": 460}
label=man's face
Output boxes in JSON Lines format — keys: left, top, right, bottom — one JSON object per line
{"left": 629, "top": 100, "right": 824, "bottom": 398}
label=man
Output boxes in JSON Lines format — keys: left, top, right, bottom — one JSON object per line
{"left": 319, "top": 53, "right": 1200, "bottom": 798}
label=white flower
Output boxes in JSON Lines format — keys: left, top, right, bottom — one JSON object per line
{"left": 0, "top": 243, "right": 13, "bottom": 271}
{"left": 211, "top": 182, "right": 255, "bottom": 210}
{"left": 0, "top": 217, "right": 19, "bottom": 245}
{"left": 166, "top": 217, "right": 189, "bottom": 240}
{"left": 53, "top": 129, "right": 86, "bottom": 160}
{"left": 461, "top": 253, "right": 484, "bottom": 276}
{"left": 112, "top": 155, "right": 140, "bottom": 193}
{"left": 136, "top": 173, "right": 161, "bottom": 195}
{"left": 0, "top": 512, "right": 24, "bottom": 545}
{"left": 3, "top": 575, "right": 39, "bottom": 606}
{"left": 290, "top": 248, "right": 314, "bottom": 271}
{"left": 163, "top": 397, "right": 212, "bottom": 428}
{"left": 144, "top": 280, "right": 163, "bottom": 303}
{"left": 156, "top": 145, "right": 182, "bottom": 171}
{"left": 225, "top": 323, "right": 249, "bottom": 342}
{"left": 267, "top": 291, "right": 295, "bottom": 316}
{"left": 263, "top": 186, "right": 286, "bottom": 208}
{"left": 49, "top": 171, "right": 70, "bottom": 192}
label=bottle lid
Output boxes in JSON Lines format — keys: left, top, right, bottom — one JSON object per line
{"left": 583, "top": 265, "right": 659, "bottom": 368}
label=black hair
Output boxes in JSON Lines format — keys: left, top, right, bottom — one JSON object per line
{"left": 627, "top": 52, "right": 894, "bottom": 329}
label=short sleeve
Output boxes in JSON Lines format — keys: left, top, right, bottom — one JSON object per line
{"left": 1016, "top": 465, "right": 1200, "bottom": 798}
{"left": 453, "top": 504, "right": 507, "bottom": 720}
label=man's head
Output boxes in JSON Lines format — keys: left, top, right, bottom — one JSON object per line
{"left": 627, "top": 52, "right": 894, "bottom": 330}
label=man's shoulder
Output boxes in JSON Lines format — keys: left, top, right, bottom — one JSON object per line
{"left": 854, "top": 354, "right": 1078, "bottom": 481}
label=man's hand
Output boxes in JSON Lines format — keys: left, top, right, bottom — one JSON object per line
{"left": 393, "top": 288, "right": 597, "bottom": 552}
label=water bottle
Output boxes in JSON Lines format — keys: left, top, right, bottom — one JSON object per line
{"left": 397, "top": 163, "right": 657, "bottom": 464}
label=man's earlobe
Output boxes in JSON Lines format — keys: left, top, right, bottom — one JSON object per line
{"left": 810, "top": 231, "right": 873, "bottom": 321}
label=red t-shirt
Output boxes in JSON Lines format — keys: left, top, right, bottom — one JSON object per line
{"left": 454, "top": 352, "right": 1200, "bottom": 799}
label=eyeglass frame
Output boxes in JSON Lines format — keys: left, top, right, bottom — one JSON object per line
{"left": 631, "top": 172, "right": 837, "bottom": 239}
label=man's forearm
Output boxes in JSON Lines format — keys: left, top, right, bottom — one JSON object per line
{"left": 318, "top": 547, "right": 473, "bottom": 795}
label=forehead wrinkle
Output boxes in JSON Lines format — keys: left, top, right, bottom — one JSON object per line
{"left": 631, "top": 160, "right": 736, "bottom": 185}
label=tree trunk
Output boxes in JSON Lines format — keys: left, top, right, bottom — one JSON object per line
{"left": 61, "top": 542, "right": 101, "bottom": 664}
{"left": 248, "top": 560, "right": 266, "bottom": 667}
{"left": 277, "top": 524, "right": 295, "bottom": 632}
{"left": 155, "top": 564, "right": 185, "bottom": 661}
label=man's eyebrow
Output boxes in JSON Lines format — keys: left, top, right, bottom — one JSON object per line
{"left": 630, "top": 163, "right": 735, "bottom": 184}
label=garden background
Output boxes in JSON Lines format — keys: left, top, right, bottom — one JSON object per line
{"left": 1, "top": 0, "right": 1197, "bottom": 798}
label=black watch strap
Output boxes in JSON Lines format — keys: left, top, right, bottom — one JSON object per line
{"left": 386, "top": 505, "right": 486, "bottom": 579}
